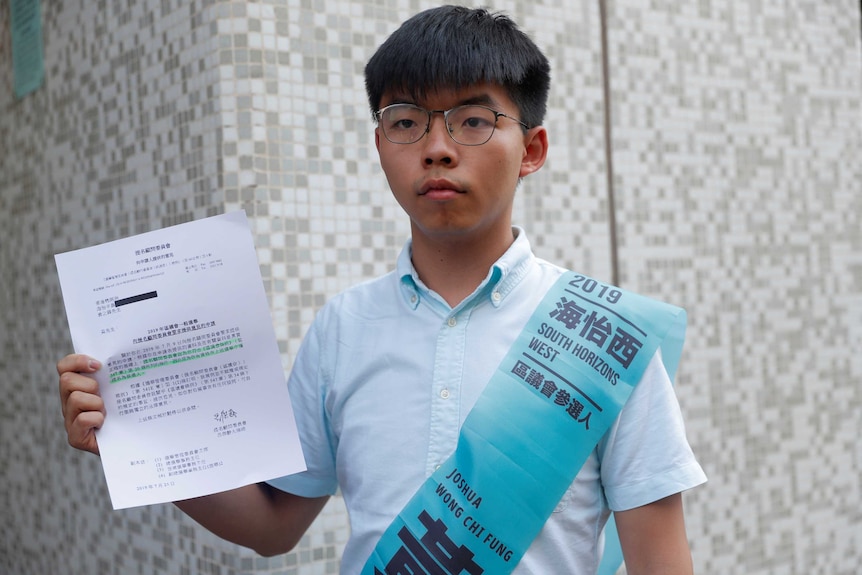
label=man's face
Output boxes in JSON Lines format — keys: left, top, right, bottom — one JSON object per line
{"left": 374, "top": 83, "right": 547, "bottom": 246}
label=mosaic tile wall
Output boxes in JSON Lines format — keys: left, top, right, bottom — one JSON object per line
{"left": 606, "top": 2, "right": 862, "bottom": 572}
{"left": 0, "top": 0, "right": 859, "bottom": 574}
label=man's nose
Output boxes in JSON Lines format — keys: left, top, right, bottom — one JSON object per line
{"left": 422, "top": 114, "right": 457, "bottom": 165}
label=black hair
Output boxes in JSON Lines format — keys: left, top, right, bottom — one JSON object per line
{"left": 364, "top": 5, "right": 551, "bottom": 128}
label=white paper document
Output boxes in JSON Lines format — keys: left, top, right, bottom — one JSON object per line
{"left": 55, "top": 211, "right": 306, "bottom": 509}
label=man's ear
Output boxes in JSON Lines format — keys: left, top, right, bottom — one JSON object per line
{"left": 374, "top": 127, "right": 381, "bottom": 152}
{"left": 519, "top": 126, "right": 549, "bottom": 178}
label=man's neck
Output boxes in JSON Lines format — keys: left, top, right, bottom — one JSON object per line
{"left": 410, "top": 226, "right": 516, "bottom": 308}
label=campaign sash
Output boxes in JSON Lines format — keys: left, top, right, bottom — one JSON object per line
{"left": 361, "top": 271, "right": 687, "bottom": 575}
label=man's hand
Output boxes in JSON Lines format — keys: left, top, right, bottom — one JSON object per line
{"left": 57, "top": 354, "right": 104, "bottom": 455}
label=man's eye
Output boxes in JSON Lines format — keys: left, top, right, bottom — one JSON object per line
{"left": 393, "top": 118, "right": 417, "bottom": 129}
{"left": 462, "top": 116, "right": 493, "bottom": 129}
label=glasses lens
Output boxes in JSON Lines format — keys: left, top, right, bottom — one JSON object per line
{"left": 447, "top": 106, "right": 497, "bottom": 145}
{"left": 379, "top": 105, "right": 428, "bottom": 144}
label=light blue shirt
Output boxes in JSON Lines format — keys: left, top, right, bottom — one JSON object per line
{"left": 270, "top": 228, "right": 706, "bottom": 574}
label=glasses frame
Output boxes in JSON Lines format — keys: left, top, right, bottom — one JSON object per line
{"left": 375, "top": 103, "right": 530, "bottom": 146}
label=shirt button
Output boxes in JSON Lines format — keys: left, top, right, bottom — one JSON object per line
{"left": 410, "top": 295, "right": 417, "bottom": 303}
{"left": 440, "top": 389, "right": 450, "bottom": 399}
{"left": 447, "top": 317, "right": 457, "bottom": 327}
{"left": 492, "top": 291, "right": 501, "bottom": 302}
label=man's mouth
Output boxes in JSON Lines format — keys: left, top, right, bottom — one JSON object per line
{"left": 419, "top": 179, "right": 465, "bottom": 197}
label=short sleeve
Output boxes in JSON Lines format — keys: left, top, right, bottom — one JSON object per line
{"left": 598, "top": 350, "right": 707, "bottom": 511}
{"left": 267, "top": 308, "right": 340, "bottom": 497}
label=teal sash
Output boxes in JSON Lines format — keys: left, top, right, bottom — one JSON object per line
{"left": 362, "top": 272, "right": 687, "bottom": 574}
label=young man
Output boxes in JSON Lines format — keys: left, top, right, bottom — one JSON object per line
{"left": 59, "top": 5, "right": 706, "bottom": 574}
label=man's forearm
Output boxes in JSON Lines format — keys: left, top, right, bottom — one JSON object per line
{"left": 175, "top": 483, "right": 329, "bottom": 556}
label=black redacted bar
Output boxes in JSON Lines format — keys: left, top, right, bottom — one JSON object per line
{"left": 115, "top": 291, "right": 158, "bottom": 307}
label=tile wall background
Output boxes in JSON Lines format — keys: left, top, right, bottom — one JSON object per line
{"left": 1, "top": 0, "right": 859, "bottom": 573}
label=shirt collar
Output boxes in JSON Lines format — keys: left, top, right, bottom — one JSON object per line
{"left": 397, "top": 226, "right": 535, "bottom": 310}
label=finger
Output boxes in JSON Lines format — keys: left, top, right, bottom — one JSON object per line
{"left": 57, "top": 353, "right": 102, "bottom": 377}
{"left": 57, "top": 354, "right": 106, "bottom": 457}
{"left": 64, "top": 387, "right": 106, "bottom": 427}
{"left": 57, "top": 353, "right": 102, "bottom": 411}
{"left": 68, "top": 409, "right": 104, "bottom": 455}
{"left": 65, "top": 390, "right": 106, "bottom": 454}
{"left": 59, "top": 370, "right": 101, "bottom": 419}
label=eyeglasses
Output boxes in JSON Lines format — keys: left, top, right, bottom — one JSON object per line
{"left": 375, "top": 103, "right": 529, "bottom": 146}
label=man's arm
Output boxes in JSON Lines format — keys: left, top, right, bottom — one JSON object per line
{"left": 176, "top": 485, "right": 329, "bottom": 556}
{"left": 58, "top": 353, "right": 328, "bottom": 556}
{"left": 614, "top": 493, "right": 694, "bottom": 575}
